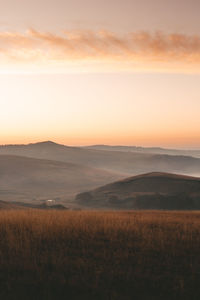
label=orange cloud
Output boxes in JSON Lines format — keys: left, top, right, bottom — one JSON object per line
{"left": 1, "top": 29, "right": 200, "bottom": 72}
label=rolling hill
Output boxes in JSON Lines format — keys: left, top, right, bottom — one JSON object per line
{"left": 85, "top": 145, "right": 200, "bottom": 158}
{"left": 76, "top": 172, "right": 200, "bottom": 210}
{"left": 0, "top": 155, "right": 122, "bottom": 203}
{"left": 0, "top": 141, "right": 200, "bottom": 177}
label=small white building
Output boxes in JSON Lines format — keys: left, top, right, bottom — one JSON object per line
{"left": 45, "top": 199, "right": 56, "bottom": 206}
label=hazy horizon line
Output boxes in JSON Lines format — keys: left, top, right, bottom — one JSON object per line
{"left": 0, "top": 140, "right": 200, "bottom": 151}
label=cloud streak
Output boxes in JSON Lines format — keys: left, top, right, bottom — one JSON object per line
{"left": 1, "top": 29, "right": 200, "bottom": 72}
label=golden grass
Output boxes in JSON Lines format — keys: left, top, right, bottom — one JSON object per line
{"left": 0, "top": 210, "right": 200, "bottom": 299}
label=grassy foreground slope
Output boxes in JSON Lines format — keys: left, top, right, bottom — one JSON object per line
{"left": 0, "top": 210, "right": 200, "bottom": 299}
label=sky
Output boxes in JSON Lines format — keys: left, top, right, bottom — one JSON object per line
{"left": 0, "top": 0, "right": 200, "bottom": 148}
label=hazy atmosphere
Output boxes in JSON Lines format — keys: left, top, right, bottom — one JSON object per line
{"left": 1, "top": 1, "right": 200, "bottom": 299}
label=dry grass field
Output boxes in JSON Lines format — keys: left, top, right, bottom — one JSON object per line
{"left": 0, "top": 210, "right": 200, "bottom": 299}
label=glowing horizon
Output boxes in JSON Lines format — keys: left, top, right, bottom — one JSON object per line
{"left": 0, "top": 0, "right": 200, "bottom": 148}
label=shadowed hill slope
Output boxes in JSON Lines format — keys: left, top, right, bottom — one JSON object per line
{"left": 0, "top": 141, "right": 200, "bottom": 176}
{"left": 0, "top": 200, "right": 24, "bottom": 209}
{"left": 76, "top": 172, "right": 200, "bottom": 210}
{"left": 0, "top": 200, "right": 67, "bottom": 210}
{"left": 0, "top": 155, "right": 122, "bottom": 202}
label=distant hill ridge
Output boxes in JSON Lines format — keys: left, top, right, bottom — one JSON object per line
{"left": 0, "top": 141, "right": 70, "bottom": 149}
{"left": 0, "top": 141, "right": 200, "bottom": 177}
{"left": 85, "top": 144, "right": 200, "bottom": 158}
{"left": 76, "top": 172, "right": 200, "bottom": 210}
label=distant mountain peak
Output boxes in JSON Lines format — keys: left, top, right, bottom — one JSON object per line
{"left": 30, "top": 140, "right": 59, "bottom": 145}
{"left": 27, "top": 141, "right": 68, "bottom": 148}
{"left": 40, "top": 140, "right": 56, "bottom": 144}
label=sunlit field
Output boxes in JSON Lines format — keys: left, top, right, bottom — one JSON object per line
{"left": 0, "top": 210, "right": 200, "bottom": 299}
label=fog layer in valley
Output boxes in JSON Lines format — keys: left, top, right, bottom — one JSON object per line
{"left": 0, "top": 141, "right": 199, "bottom": 208}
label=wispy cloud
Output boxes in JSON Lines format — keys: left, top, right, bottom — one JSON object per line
{"left": 1, "top": 29, "right": 200, "bottom": 72}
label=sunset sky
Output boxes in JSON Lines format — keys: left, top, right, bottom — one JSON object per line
{"left": 0, "top": 0, "right": 200, "bottom": 148}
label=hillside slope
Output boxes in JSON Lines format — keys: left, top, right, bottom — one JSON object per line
{"left": 0, "top": 155, "right": 122, "bottom": 202}
{"left": 0, "top": 141, "right": 200, "bottom": 176}
{"left": 0, "top": 200, "right": 67, "bottom": 210}
{"left": 76, "top": 172, "right": 200, "bottom": 210}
